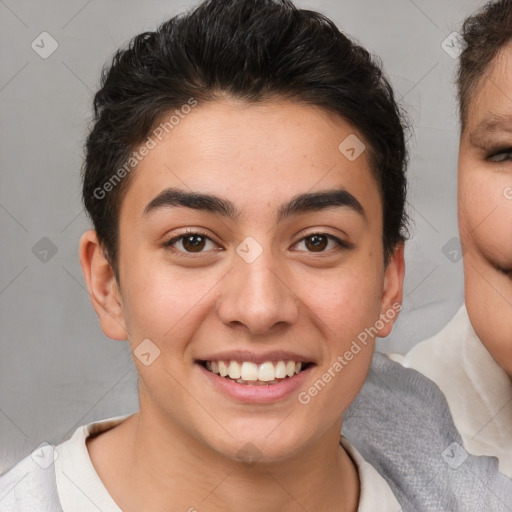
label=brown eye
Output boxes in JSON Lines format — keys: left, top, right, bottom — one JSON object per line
{"left": 305, "top": 234, "right": 328, "bottom": 252}
{"left": 165, "top": 231, "right": 218, "bottom": 254}
{"left": 182, "top": 234, "right": 206, "bottom": 252}
{"left": 293, "top": 232, "right": 353, "bottom": 253}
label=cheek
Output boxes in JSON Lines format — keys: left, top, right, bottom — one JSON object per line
{"left": 295, "top": 263, "right": 383, "bottom": 346}
{"left": 289, "top": 267, "right": 381, "bottom": 417}
{"left": 463, "top": 203, "right": 512, "bottom": 263}
{"left": 459, "top": 166, "right": 512, "bottom": 373}
{"left": 120, "top": 252, "right": 218, "bottom": 345}
{"left": 459, "top": 171, "right": 512, "bottom": 266}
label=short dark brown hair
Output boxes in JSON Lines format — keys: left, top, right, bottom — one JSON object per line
{"left": 82, "top": 0, "right": 408, "bottom": 281}
{"left": 458, "top": 0, "right": 512, "bottom": 129}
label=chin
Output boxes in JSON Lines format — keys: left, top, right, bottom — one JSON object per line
{"left": 204, "top": 425, "right": 309, "bottom": 465}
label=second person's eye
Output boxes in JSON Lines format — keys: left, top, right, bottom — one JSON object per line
{"left": 488, "top": 148, "right": 512, "bottom": 162}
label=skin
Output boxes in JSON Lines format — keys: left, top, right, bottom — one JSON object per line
{"left": 80, "top": 98, "right": 404, "bottom": 512}
{"left": 459, "top": 44, "right": 512, "bottom": 378}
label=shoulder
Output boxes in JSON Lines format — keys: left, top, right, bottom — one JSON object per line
{"left": 340, "top": 437, "right": 400, "bottom": 511}
{"left": 398, "top": 305, "right": 469, "bottom": 376}
{"left": 0, "top": 415, "right": 130, "bottom": 512}
{"left": 0, "top": 444, "right": 63, "bottom": 512}
{"left": 343, "top": 352, "right": 512, "bottom": 511}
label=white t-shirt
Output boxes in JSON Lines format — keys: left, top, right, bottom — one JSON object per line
{"left": 0, "top": 415, "right": 401, "bottom": 511}
{"left": 390, "top": 304, "right": 512, "bottom": 478}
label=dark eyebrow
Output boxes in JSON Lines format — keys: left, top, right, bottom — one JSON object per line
{"left": 276, "top": 189, "right": 365, "bottom": 223}
{"left": 142, "top": 187, "right": 366, "bottom": 222}
{"left": 143, "top": 187, "right": 239, "bottom": 219}
{"left": 470, "top": 113, "right": 512, "bottom": 145}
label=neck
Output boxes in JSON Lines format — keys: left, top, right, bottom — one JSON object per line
{"left": 91, "top": 406, "right": 359, "bottom": 512}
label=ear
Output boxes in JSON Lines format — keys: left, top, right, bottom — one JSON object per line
{"left": 79, "top": 230, "right": 128, "bottom": 340}
{"left": 377, "top": 242, "right": 405, "bottom": 338}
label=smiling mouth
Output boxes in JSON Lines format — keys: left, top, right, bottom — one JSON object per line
{"left": 198, "top": 360, "right": 313, "bottom": 386}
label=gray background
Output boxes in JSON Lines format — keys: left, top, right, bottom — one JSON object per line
{"left": 0, "top": 0, "right": 484, "bottom": 472}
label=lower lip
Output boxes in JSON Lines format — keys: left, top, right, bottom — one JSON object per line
{"left": 196, "top": 363, "right": 313, "bottom": 404}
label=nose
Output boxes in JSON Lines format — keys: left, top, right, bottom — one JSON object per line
{"left": 217, "top": 251, "right": 299, "bottom": 335}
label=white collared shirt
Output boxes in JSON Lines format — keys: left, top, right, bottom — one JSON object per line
{"left": 0, "top": 415, "right": 401, "bottom": 511}
{"left": 390, "top": 304, "right": 512, "bottom": 478}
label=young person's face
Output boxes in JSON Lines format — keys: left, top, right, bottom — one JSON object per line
{"left": 459, "top": 45, "right": 512, "bottom": 377}
{"left": 81, "top": 99, "right": 403, "bottom": 462}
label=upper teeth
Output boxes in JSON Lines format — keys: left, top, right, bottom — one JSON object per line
{"left": 206, "top": 360, "right": 303, "bottom": 381}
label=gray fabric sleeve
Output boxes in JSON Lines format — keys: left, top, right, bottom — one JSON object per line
{"left": 343, "top": 352, "right": 512, "bottom": 511}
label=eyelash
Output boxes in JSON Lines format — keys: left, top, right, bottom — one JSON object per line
{"left": 163, "top": 229, "right": 352, "bottom": 256}
{"left": 487, "top": 147, "right": 512, "bottom": 163}
{"left": 494, "top": 262, "right": 512, "bottom": 277}
{"left": 164, "top": 229, "right": 219, "bottom": 257}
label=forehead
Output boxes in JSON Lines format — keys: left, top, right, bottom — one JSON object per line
{"left": 466, "top": 45, "right": 512, "bottom": 129}
{"left": 119, "top": 99, "right": 381, "bottom": 222}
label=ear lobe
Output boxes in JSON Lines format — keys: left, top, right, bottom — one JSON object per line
{"left": 79, "top": 230, "right": 128, "bottom": 341}
{"left": 377, "top": 242, "right": 405, "bottom": 338}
